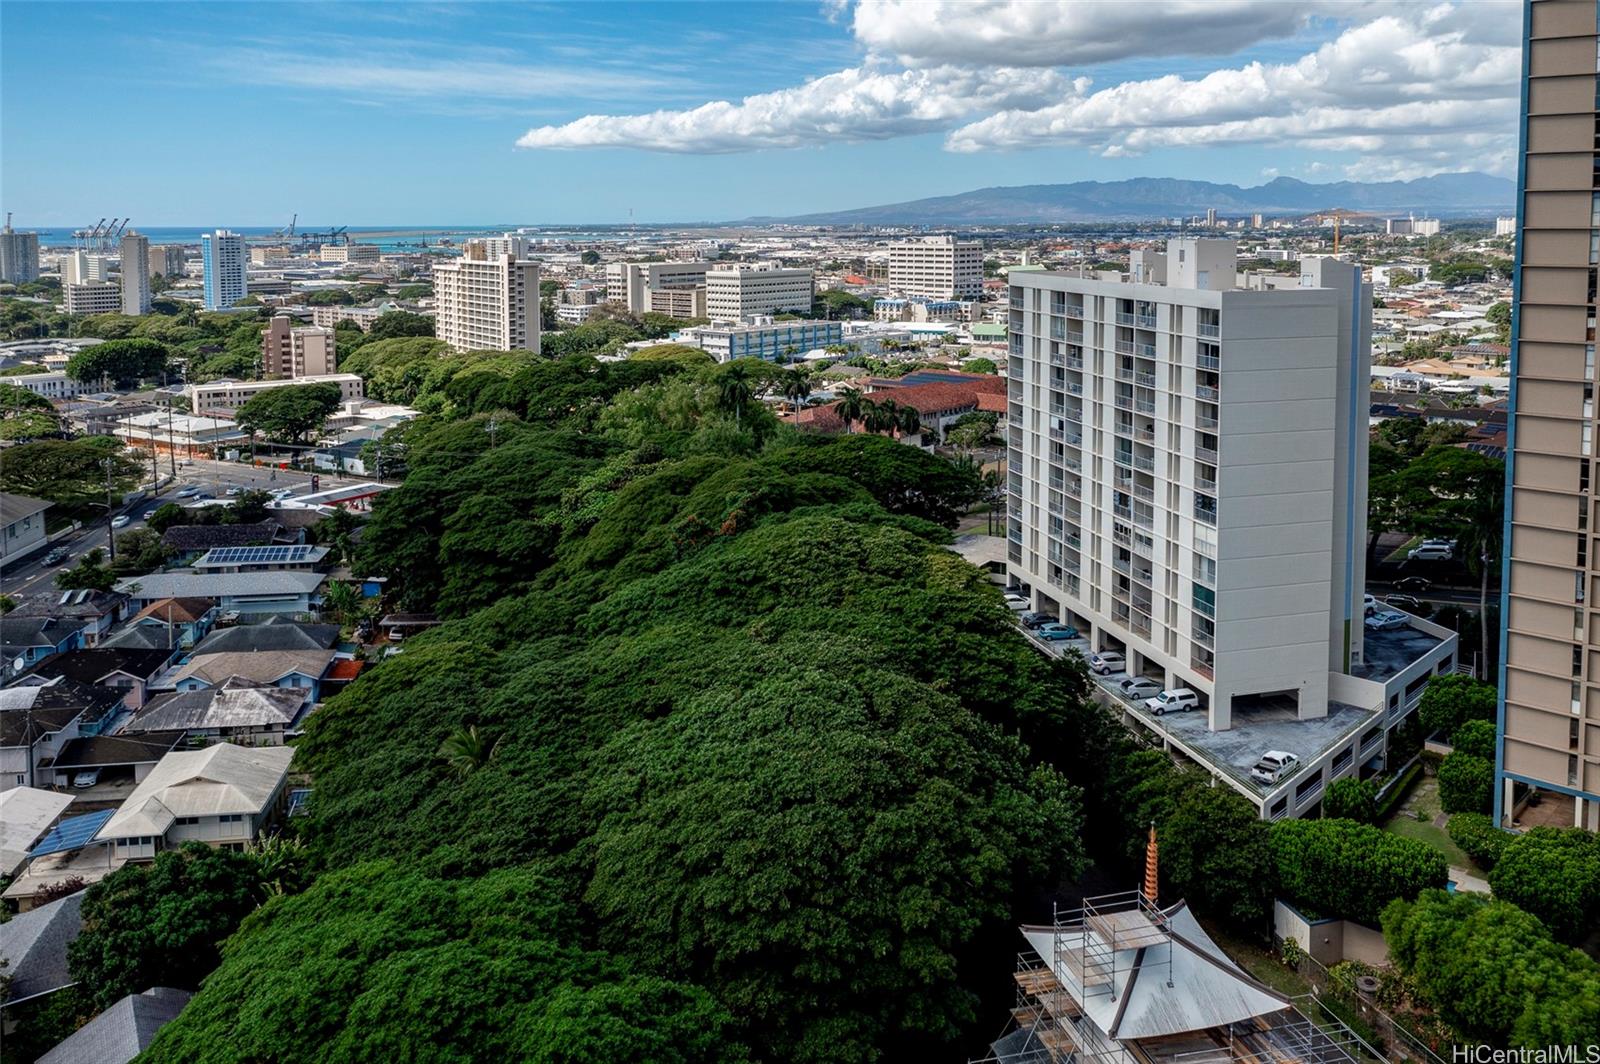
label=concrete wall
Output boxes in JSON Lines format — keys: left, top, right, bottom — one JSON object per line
{"left": 1274, "top": 899, "right": 1391, "bottom": 967}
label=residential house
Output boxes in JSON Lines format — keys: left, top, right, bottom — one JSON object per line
{"left": 127, "top": 681, "right": 311, "bottom": 746}
{"left": 36, "top": 987, "right": 194, "bottom": 1064}
{"left": 100, "top": 598, "right": 217, "bottom": 652}
{"left": 160, "top": 520, "right": 289, "bottom": 564}
{"left": 0, "top": 786, "right": 73, "bottom": 879}
{"left": 1, "top": 615, "right": 87, "bottom": 677}
{"left": 0, "top": 678, "right": 125, "bottom": 788}
{"left": 46, "top": 730, "right": 186, "bottom": 790}
{"left": 189, "top": 615, "right": 340, "bottom": 656}
{"left": 0, "top": 891, "right": 84, "bottom": 1007}
{"left": 0, "top": 492, "right": 50, "bottom": 564}
{"left": 93, "top": 743, "right": 296, "bottom": 860}
{"left": 23, "top": 647, "right": 177, "bottom": 709}
{"left": 168, "top": 649, "right": 335, "bottom": 702}
{"left": 114, "top": 571, "right": 326, "bottom": 619}
{"left": 192, "top": 544, "right": 329, "bottom": 573}
{"left": 7, "top": 589, "right": 131, "bottom": 646}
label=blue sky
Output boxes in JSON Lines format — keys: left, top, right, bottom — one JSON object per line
{"left": 1, "top": 1, "right": 1520, "bottom": 227}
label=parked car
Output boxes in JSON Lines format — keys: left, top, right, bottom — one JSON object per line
{"left": 1362, "top": 593, "right": 1377, "bottom": 616}
{"left": 110, "top": 515, "right": 130, "bottom": 528}
{"left": 1392, "top": 576, "right": 1432, "bottom": 593}
{"left": 1002, "top": 592, "right": 1029, "bottom": 612}
{"left": 1365, "top": 610, "right": 1407, "bottom": 631}
{"left": 1384, "top": 594, "right": 1426, "bottom": 613}
{"left": 176, "top": 487, "right": 199, "bottom": 499}
{"left": 1089, "top": 650, "right": 1126, "bottom": 675}
{"left": 1250, "top": 750, "right": 1300, "bottom": 786}
{"left": 44, "top": 547, "right": 68, "bottom": 565}
{"left": 1036, "top": 623, "right": 1080, "bottom": 641}
{"left": 1118, "top": 677, "right": 1162, "bottom": 700}
{"left": 1407, "top": 543, "right": 1453, "bottom": 562}
{"left": 73, "top": 768, "right": 101, "bottom": 788}
{"left": 1019, "top": 611, "right": 1055, "bottom": 629}
{"left": 225, "top": 486, "right": 242, "bottom": 496}
{"left": 1145, "top": 688, "right": 1200, "bottom": 715}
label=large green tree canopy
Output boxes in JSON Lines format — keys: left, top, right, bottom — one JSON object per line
{"left": 235, "top": 381, "right": 342, "bottom": 444}
{"left": 0, "top": 435, "right": 143, "bottom": 505}
{"left": 64, "top": 337, "right": 170, "bottom": 387}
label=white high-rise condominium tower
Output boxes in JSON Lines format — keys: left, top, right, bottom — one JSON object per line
{"left": 1007, "top": 239, "right": 1375, "bottom": 732}
{"left": 432, "top": 240, "right": 541, "bottom": 353}
{"left": 120, "top": 231, "right": 151, "bottom": 315}
{"left": 887, "top": 235, "right": 983, "bottom": 300}
{"left": 201, "top": 230, "right": 246, "bottom": 310}
{"left": 0, "top": 222, "right": 40, "bottom": 283}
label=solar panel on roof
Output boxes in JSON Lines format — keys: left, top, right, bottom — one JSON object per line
{"left": 28, "top": 809, "right": 115, "bottom": 858}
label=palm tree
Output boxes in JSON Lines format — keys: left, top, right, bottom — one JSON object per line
{"left": 863, "top": 399, "right": 896, "bottom": 434}
{"left": 1457, "top": 464, "right": 1505, "bottom": 675}
{"left": 715, "top": 361, "right": 755, "bottom": 429}
{"left": 894, "top": 403, "right": 922, "bottom": 439}
{"left": 835, "top": 387, "right": 867, "bottom": 434}
{"left": 438, "top": 724, "right": 500, "bottom": 780}
{"left": 781, "top": 369, "right": 812, "bottom": 426}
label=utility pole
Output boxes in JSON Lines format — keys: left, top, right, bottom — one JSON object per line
{"left": 166, "top": 400, "right": 177, "bottom": 477}
{"left": 103, "top": 456, "right": 117, "bottom": 561}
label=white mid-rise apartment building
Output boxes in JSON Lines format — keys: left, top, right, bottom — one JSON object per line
{"left": 605, "top": 261, "right": 714, "bottom": 314}
{"left": 262, "top": 314, "right": 337, "bottom": 377}
{"left": 64, "top": 282, "right": 122, "bottom": 315}
{"left": 62, "top": 251, "right": 112, "bottom": 286}
{"left": 479, "top": 233, "right": 534, "bottom": 260}
{"left": 431, "top": 241, "right": 540, "bottom": 353}
{"left": 888, "top": 235, "right": 983, "bottom": 300}
{"left": 120, "top": 231, "right": 151, "bottom": 315}
{"left": 189, "top": 373, "right": 365, "bottom": 414}
{"left": 1007, "top": 239, "right": 1373, "bottom": 732}
{"left": 705, "top": 264, "right": 813, "bottom": 323}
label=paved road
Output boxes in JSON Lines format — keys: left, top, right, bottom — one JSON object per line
{"left": 0, "top": 459, "right": 328, "bottom": 600}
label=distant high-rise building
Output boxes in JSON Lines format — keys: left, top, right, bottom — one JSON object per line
{"left": 318, "top": 243, "right": 381, "bottom": 264}
{"left": 1385, "top": 216, "right": 1441, "bottom": 237}
{"left": 149, "top": 245, "right": 186, "bottom": 282}
{"left": 262, "top": 314, "right": 337, "bottom": 377}
{"left": 479, "top": 233, "right": 534, "bottom": 260}
{"left": 887, "top": 235, "right": 983, "bottom": 300}
{"left": 0, "top": 221, "right": 40, "bottom": 283}
{"left": 431, "top": 240, "right": 540, "bottom": 353}
{"left": 1495, "top": 216, "right": 1517, "bottom": 237}
{"left": 62, "top": 250, "right": 112, "bottom": 285}
{"left": 64, "top": 282, "right": 122, "bottom": 315}
{"left": 704, "top": 264, "right": 814, "bottom": 323}
{"left": 1205, "top": 207, "right": 1218, "bottom": 227}
{"left": 120, "top": 231, "right": 151, "bottom": 315}
{"left": 605, "top": 261, "right": 714, "bottom": 313}
{"left": 1500, "top": 0, "right": 1600, "bottom": 831}
{"left": 1251, "top": 213, "right": 1264, "bottom": 229}
{"left": 201, "top": 230, "right": 247, "bottom": 310}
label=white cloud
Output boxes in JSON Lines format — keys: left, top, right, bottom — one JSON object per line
{"left": 848, "top": 0, "right": 1376, "bottom": 67}
{"left": 515, "top": 1, "right": 1520, "bottom": 177}
{"left": 516, "top": 65, "right": 1071, "bottom": 152}
{"left": 941, "top": 7, "right": 1520, "bottom": 173}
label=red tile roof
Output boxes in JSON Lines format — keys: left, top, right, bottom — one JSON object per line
{"left": 326, "top": 659, "right": 365, "bottom": 681}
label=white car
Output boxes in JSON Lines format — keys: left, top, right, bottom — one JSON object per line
{"left": 110, "top": 515, "right": 130, "bottom": 528}
{"left": 176, "top": 487, "right": 199, "bottom": 499}
{"left": 1362, "top": 593, "right": 1377, "bottom": 615}
{"left": 1364, "top": 610, "right": 1407, "bottom": 631}
{"left": 1089, "top": 650, "right": 1126, "bottom": 675}
{"left": 1002, "top": 592, "right": 1029, "bottom": 612}
{"left": 1144, "top": 688, "right": 1200, "bottom": 715}
{"left": 1407, "top": 543, "right": 1453, "bottom": 562}
{"left": 73, "top": 768, "right": 101, "bottom": 788}
{"left": 1250, "top": 750, "right": 1300, "bottom": 786}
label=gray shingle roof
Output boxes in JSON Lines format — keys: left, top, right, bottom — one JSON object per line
{"left": 36, "top": 986, "right": 193, "bottom": 1064}
{"left": 0, "top": 492, "right": 50, "bottom": 526}
{"left": 190, "top": 617, "right": 339, "bottom": 655}
{"left": 129, "top": 685, "right": 307, "bottom": 733}
{"left": 161, "top": 520, "right": 283, "bottom": 551}
{"left": 115, "top": 571, "right": 325, "bottom": 600}
{"left": 0, "top": 889, "right": 83, "bottom": 1005}
{"left": 0, "top": 615, "right": 86, "bottom": 650}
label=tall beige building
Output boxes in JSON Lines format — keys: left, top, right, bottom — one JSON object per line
{"left": 262, "top": 314, "right": 337, "bottom": 377}
{"left": 887, "top": 235, "right": 983, "bottom": 300}
{"left": 120, "top": 231, "right": 151, "bottom": 315}
{"left": 1501, "top": 0, "right": 1600, "bottom": 830}
{"left": 431, "top": 241, "right": 540, "bottom": 353}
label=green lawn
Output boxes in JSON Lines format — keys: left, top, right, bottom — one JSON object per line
{"left": 1382, "top": 774, "right": 1474, "bottom": 869}
{"left": 1382, "top": 534, "right": 1423, "bottom": 564}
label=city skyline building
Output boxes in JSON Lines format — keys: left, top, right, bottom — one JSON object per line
{"left": 120, "top": 230, "right": 150, "bottom": 315}
{"left": 887, "top": 235, "right": 983, "bottom": 300}
{"left": 431, "top": 239, "right": 540, "bottom": 353}
{"left": 1499, "top": 0, "right": 1600, "bottom": 831}
{"left": 605, "top": 260, "right": 714, "bottom": 314}
{"left": 0, "top": 221, "right": 40, "bottom": 283}
{"left": 262, "top": 314, "right": 336, "bottom": 377}
{"left": 704, "top": 263, "right": 813, "bottom": 322}
{"left": 201, "top": 229, "right": 246, "bottom": 310}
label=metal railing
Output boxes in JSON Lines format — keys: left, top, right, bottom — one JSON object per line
{"left": 1196, "top": 354, "right": 1220, "bottom": 370}
{"left": 1115, "top": 311, "right": 1135, "bottom": 325}
{"left": 1195, "top": 384, "right": 1219, "bottom": 401}
{"left": 1198, "top": 321, "right": 1219, "bottom": 337}
{"left": 1195, "top": 445, "right": 1219, "bottom": 464}
{"left": 1196, "top": 413, "right": 1219, "bottom": 429}
{"left": 1115, "top": 339, "right": 1134, "bottom": 355}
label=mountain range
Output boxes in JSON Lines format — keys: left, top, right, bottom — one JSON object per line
{"left": 756, "top": 172, "right": 1514, "bottom": 226}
